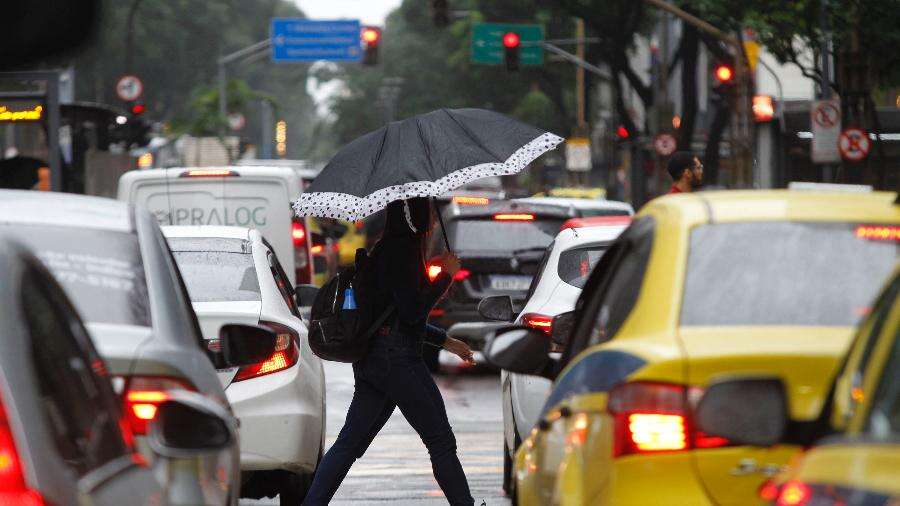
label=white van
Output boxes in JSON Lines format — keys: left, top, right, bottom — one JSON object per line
{"left": 118, "top": 166, "right": 314, "bottom": 285}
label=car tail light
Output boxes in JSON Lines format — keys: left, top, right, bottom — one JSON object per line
{"left": 776, "top": 481, "right": 812, "bottom": 506}
{"left": 233, "top": 321, "right": 300, "bottom": 382}
{"left": 493, "top": 213, "right": 534, "bottom": 221}
{"left": 179, "top": 169, "right": 240, "bottom": 178}
{"left": 292, "top": 219, "right": 312, "bottom": 284}
{"left": 452, "top": 196, "right": 489, "bottom": 205}
{"left": 429, "top": 308, "right": 445, "bottom": 317}
{"left": 0, "top": 388, "right": 45, "bottom": 506}
{"left": 453, "top": 269, "right": 470, "bottom": 281}
{"left": 759, "top": 479, "right": 781, "bottom": 502}
{"left": 522, "top": 313, "right": 553, "bottom": 336}
{"left": 426, "top": 261, "right": 442, "bottom": 282}
{"left": 122, "top": 376, "right": 196, "bottom": 436}
{"left": 607, "top": 381, "right": 730, "bottom": 457}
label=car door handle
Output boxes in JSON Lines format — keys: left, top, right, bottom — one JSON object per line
{"left": 729, "top": 458, "right": 758, "bottom": 476}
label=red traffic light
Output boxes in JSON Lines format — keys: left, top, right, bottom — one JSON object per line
{"left": 616, "top": 125, "right": 630, "bottom": 139}
{"left": 714, "top": 64, "right": 734, "bottom": 83}
{"left": 361, "top": 27, "right": 380, "bottom": 46}
{"left": 130, "top": 103, "right": 146, "bottom": 115}
{"left": 502, "top": 32, "right": 520, "bottom": 49}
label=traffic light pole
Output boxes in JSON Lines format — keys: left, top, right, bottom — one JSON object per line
{"left": 217, "top": 39, "right": 272, "bottom": 138}
{"left": 519, "top": 40, "right": 611, "bottom": 81}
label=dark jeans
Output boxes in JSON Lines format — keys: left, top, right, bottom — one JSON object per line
{"left": 304, "top": 333, "right": 473, "bottom": 505}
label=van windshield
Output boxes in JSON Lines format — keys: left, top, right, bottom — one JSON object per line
{"left": 0, "top": 224, "right": 151, "bottom": 326}
{"left": 168, "top": 238, "right": 261, "bottom": 303}
{"left": 681, "top": 222, "right": 898, "bottom": 326}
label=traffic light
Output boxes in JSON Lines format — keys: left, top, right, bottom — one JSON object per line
{"left": 432, "top": 0, "right": 449, "bottom": 27}
{"left": 130, "top": 102, "right": 146, "bottom": 115}
{"left": 503, "top": 31, "right": 520, "bottom": 71}
{"left": 361, "top": 26, "right": 381, "bottom": 66}
{"left": 713, "top": 63, "right": 734, "bottom": 84}
{"left": 615, "top": 125, "right": 630, "bottom": 140}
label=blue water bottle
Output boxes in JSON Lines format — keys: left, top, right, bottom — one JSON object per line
{"left": 342, "top": 286, "right": 357, "bottom": 310}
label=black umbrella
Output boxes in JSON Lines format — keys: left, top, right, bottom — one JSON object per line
{"left": 292, "top": 108, "right": 563, "bottom": 243}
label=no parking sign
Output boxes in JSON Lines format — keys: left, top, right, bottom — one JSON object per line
{"left": 838, "top": 128, "right": 871, "bottom": 162}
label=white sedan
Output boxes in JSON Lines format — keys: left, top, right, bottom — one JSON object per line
{"left": 162, "top": 225, "right": 325, "bottom": 505}
{"left": 500, "top": 217, "right": 629, "bottom": 497}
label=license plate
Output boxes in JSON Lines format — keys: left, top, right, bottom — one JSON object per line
{"left": 490, "top": 275, "right": 532, "bottom": 291}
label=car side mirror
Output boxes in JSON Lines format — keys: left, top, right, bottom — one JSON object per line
{"left": 695, "top": 377, "right": 788, "bottom": 447}
{"left": 483, "top": 326, "right": 557, "bottom": 380}
{"left": 551, "top": 311, "right": 576, "bottom": 346}
{"left": 147, "top": 391, "right": 235, "bottom": 458}
{"left": 478, "top": 295, "right": 514, "bottom": 322}
{"left": 295, "top": 284, "right": 319, "bottom": 308}
{"left": 217, "top": 324, "right": 277, "bottom": 368}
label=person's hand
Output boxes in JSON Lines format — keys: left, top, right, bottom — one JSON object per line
{"left": 442, "top": 337, "right": 475, "bottom": 365}
{"left": 439, "top": 252, "right": 461, "bottom": 277}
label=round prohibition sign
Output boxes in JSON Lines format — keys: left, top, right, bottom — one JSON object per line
{"left": 116, "top": 75, "right": 144, "bottom": 102}
{"left": 813, "top": 101, "right": 839, "bottom": 128}
{"left": 838, "top": 128, "right": 871, "bottom": 162}
{"left": 653, "top": 133, "right": 677, "bottom": 156}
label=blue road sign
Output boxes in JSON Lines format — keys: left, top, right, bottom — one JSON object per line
{"left": 271, "top": 19, "right": 361, "bottom": 62}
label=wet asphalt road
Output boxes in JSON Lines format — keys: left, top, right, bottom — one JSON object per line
{"left": 242, "top": 357, "right": 511, "bottom": 505}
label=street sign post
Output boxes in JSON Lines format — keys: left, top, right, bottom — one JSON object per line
{"left": 271, "top": 19, "right": 361, "bottom": 62}
{"left": 471, "top": 23, "right": 543, "bottom": 65}
{"left": 838, "top": 128, "right": 871, "bottom": 162}
{"left": 116, "top": 75, "right": 143, "bottom": 102}
{"left": 565, "top": 137, "right": 591, "bottom": 172}
{"left": 810, "top": 98, "right": 841, "bottom": 163}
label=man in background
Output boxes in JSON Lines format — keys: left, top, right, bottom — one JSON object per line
{"left": 667, "top": 151, "right": 704, "bottom": 194}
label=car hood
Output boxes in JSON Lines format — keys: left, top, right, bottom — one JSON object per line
{"left": 677, "top": 326, "right": 854, "bottom": 420}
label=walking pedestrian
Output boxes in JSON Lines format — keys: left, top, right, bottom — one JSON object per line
{"left": 304, "top": 197, "right": 476, "bottom": 505}
{"left": 667, "top": 151, "right": 704, "bottom": 193}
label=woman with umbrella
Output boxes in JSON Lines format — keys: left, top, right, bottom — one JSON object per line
{"left": 296, "top": 109, "right": 562, "bottom": 504}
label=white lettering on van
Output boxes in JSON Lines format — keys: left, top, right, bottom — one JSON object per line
{"left": 151, "top": 207, "right": 267, "bottom": 227}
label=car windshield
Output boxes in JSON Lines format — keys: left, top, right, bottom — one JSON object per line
{"left": 0, "top": 224, "right": 150, "bottom": 326}
{"left": 682, "top": 222, "right": 898, "bottom": 326}
{"left": 451, "top": 218, "right": 564, "bottom": 252}
{"left": 558, "top": 243, "right": 609, "bottom": 288}
{"left": 167, "top": 237, "right": 260, "bottom": 303}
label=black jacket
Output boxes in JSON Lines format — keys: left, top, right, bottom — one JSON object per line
{"left": 373, "top": 233, "right": 450, "bottom": 346}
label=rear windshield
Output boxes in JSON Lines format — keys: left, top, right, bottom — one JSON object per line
{"left": 451, "top": 218, "right": 564, "bottom": 252}
{"left": 682, "top": 222, "right": 898, "bottom": 326}
{"left": 558, "top": 243, "right": 609, "bottom": 288}
{"left": 0, "top": 224, "right": 150, "bottom": 326}
{"left": 168, "top": 237, "right": 260, "bottom": 303}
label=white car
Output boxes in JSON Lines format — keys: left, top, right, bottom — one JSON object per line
{"left": 500, "top": 218, "right": 630, "bottom": 496}
{"left": 514, "top": 196, "right": 634, "bottom": 217}
{"left": 162, "top": 225, "right": 326, "bottom": 505}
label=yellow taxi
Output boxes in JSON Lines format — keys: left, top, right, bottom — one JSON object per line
{"left": 533, "top": 187, "right": 607, "bottom": 199}
{"left": 484, "top": 190, "right": 899, "bottom": 505}
{"left": 759, "top": 267, "right": 900, "bottom": 505}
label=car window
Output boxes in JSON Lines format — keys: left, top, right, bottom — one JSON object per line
{"left": 524, "top": 241, "right": 554, "bottom": 301}
{"left": 866, "top": 327, "right": 900, "bottom": 437}
{"left": 578, "top": 208, "right": 631, "bottom": 217}
{"left": 1, "top": 224, "right": 151, "bottom": 326}
{"left": 168, "top": 238, "right": 261, "bottom": 303}
{"left": 585, "top": 219, "right": 654, "bottom": 347}
{"left": 558, "top": 243, "right": 610, "bottom": 288}
{"left": 450, "top": 218, "right": 565, "bottom": 252}
{"left": 21, "top": 267, "right": 131, "bottom": 477}
{"left": 264, "top": 241, "right": 300, "bottom": 316}
{"left": 682, "top": 222, "right": 898, "bottom": 326}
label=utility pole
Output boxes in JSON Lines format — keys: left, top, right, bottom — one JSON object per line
{"left": 818, "top": 0, "right": 833, "bottom": 182}
{"left": 573, "top": 18, "right": 588, "bottom": 186}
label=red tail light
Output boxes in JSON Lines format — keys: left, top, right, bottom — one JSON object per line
{"left": 292, "top": 219, "right": 312, "bottom": 284}
{"left": 522, "top": 313, "right": 553, "bottom": 335}
{"left": 494, "top": 213, "right": 534, "bottom": 221}
{"left": 0, "top": 389, "right": 45, "bottom": 505}
{"left": 607, "top": 381, "right": 730, "bottom": 457}
{"left": 179, "top": 169, "right": 239, "bottom": 178}
{"left": 453, "top": 269, "right": 470, "bottom": 281}
{"left": 233, "top": 321, "right": 300, "bottom": 382}
{"left": 122, "top": 376, "right": 196, "bottom": 435}
{"left": 758, "top": 479, "right": 781, "bottom": 502}
{"left": 776, "top": 481, "right": 812, "bottom": 506}
{"left": 427, "top": 262, "right": 442, "bottom": 282}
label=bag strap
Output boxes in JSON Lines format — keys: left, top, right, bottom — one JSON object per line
{"left": 360, "top": 304, "right": 396, "bottom": 340}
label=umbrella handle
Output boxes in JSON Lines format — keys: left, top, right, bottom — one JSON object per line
{"left": 433, "top": 198, "right": 453, "bottom": 254}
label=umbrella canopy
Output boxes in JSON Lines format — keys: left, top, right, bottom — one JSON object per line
{"left": 292, "top": 108, "right": 563, "bottom": 221}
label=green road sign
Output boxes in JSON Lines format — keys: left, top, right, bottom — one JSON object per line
{"left": 471, "top": 22, "right": 543, "bottom": 65}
